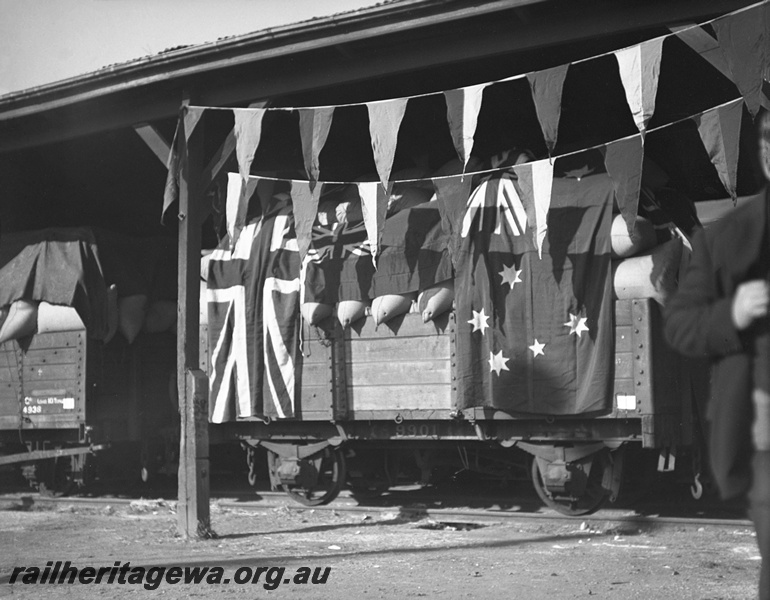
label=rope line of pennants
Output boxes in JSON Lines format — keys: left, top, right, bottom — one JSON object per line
{"left": 226, "top": 97, "right": 744, "bottom": 264}
{"left": 163, "top": 0, "right": 768, "bottom": 261}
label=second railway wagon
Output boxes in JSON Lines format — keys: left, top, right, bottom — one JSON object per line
{"left": 0, "top": 229, "right": 181, "bottom": 494}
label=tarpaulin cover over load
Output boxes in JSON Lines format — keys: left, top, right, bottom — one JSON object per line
{"left": 454, "top": 172, "right": 615, "bottom": 415}
{"left": 91, "top": 229, "right": 178, "bottom": 303}
{"left": 0, "top": 228, "right": 178, "bottom": 342}
{"left": 0, "top": 228, "right": 110, "bottom": 339}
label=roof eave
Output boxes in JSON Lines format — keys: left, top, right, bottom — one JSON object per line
{"left": 0, "top": 0, "right": 543, "bottom": 120}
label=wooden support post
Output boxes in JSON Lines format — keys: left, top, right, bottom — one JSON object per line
{"left": 175, "top": 103, "right": 213, "bottom": 539}
{"left": 178, "top": 368, "right": 210, "bottom": 537}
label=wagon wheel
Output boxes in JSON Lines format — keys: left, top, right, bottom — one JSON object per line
{"left": 37, "top": 455, "right": 78, "bottom": 497}
{"left": 530, "top": 452, "right": 608, "bottom": 517}
{"left": 274, "top": 447, "right": 347, "bottom": 507}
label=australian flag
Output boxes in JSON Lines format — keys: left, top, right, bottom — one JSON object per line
{"left": 207, "top": 202, "right": 301, "bottom": 423}
{"left": 454, "top": 170, "right": 615, "bottom": 415}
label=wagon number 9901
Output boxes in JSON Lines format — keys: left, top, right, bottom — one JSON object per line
{"left": 395, "top": 424, "right": 437, "bottom": 437}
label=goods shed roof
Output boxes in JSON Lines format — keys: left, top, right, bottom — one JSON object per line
{"left": 0, "top": 0, "right": 752, "bottom": 154}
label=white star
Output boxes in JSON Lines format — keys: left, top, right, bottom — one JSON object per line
{"left": 488, "top": 350, "right": 510, "bottom": 376}
{"left": 529, "top": 339, "right": 545, "bottom": 357}
{"left": 563, "top": 313, "right": 589, "bottom": 337}
{"left": 499, "top": 263, "right": 523, "bottom": 289}
{"left": 468, "top": 308, "right": 490, "bottom": 334}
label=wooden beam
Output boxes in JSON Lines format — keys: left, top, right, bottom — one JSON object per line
{"left": 176, "top": 100, "right": 212, "bottom": 540}
{"left": 133, "top": 122, "right": 172, "bottom": 166}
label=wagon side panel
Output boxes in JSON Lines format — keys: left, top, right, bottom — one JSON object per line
{"left": 344, "top": 312, "right": 455, "bottom": 420}
{"left": 0, "top": 331, "right": 87, "bottom": 437}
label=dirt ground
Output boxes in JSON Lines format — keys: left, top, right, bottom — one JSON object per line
{"left": 0, "top": 496, "right": 762, "bottom": 600}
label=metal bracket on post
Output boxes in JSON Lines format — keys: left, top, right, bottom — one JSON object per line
{"left": 657, "top": 445, "right": 676, "bottom": 472}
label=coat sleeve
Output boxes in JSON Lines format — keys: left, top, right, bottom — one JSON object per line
{"left": 663, "top": 228, "right": 746, "bottom": 359}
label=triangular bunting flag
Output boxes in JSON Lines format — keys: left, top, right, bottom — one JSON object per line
{"left": 298, "top": 107, "right": 335, "bottom": 185}
{"left": 367, "top": 98, "right": 408, "bottom": 192}
{"left": 233, "top": 108, "right": 266, "bottom": 185}
{"left": 357, "top": 181, "right": 389, "bottom": 267}
{"left": 513, "top": 159, "right": 554, "bottom": 258}
{"left": 444, "top": 84, "right": 486, "bottom": 171}
{"left": 184, "top": 106, "right": 205, "bottom": 141}
{"left": 225, "top": 172, "right": 259, "bottom": 249}
{"left": 695, "top": 99, "right": 743, "bottom": 202}
{"left": 160, "top": 120, "right": 180, "bottom": 224}
{"left": 432, "top": 174, "right": 473, "bottom": 265}
{"left": 672, "top": 25, "right": 732, "bottom": 81}
{"left": 254, "top": 177, "right": 277, "bottom": 216}
{"left": 600, "top": 135, "right": 644, "bottom": 234}
{"left": 712, "top": 4, "right": 767, "bottom": 118}
{"left": 615, "top": 37, "right": 665, "bottom": 136}
{"left": 289, "top": 179, "right": 323, "bottom": 260}
{"left": 527, "top": 64, "right": 570, "bottom": 156}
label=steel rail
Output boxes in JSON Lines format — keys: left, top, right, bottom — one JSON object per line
{"left": 0, "top": 491, "right": 753, "bottom": 531}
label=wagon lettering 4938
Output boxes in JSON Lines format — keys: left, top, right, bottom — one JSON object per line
{"left": 21, "top": 396, "right": 76, "bottom": 411}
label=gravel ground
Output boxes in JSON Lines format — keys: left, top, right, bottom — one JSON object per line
{"left": 0, "top": 497, "right": 762, "bottom": 599}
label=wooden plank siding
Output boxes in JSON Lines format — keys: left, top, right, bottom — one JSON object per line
{"left": 344, "top": 312, "right": 453, "bottom": 414}
{"left": 292, "top": 299, "right": 686, "bottom": 449}
{"left": 612, "top": 300, "right": 636, "bottom": 409}
{"left": 0, "top": 331, "right": 86, "bottom": 433}
{"left": 295, "top": 329, "right": 335, "bottom": 420}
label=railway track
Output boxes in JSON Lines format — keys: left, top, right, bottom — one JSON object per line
{"left": 0, "top": 486, "right": 754, "bottom": 532}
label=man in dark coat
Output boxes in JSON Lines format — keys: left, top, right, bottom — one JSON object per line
{"left": 664, "top": 110, "right": 770, "bottom": 600}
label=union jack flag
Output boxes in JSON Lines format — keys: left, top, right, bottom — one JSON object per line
{"left": 302, "top": 219, "right": 374, "bottom": 305}
{"left": 306, "top": 221, "right": 371, "bottom": 262}
{"left": 207, "top": 203, "right": 301, "bottom": 423}
{"left": 302, "top": 202, "right": 453, "bottom": 305}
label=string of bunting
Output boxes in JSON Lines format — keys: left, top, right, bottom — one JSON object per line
{"left": 163, "top": 0, "right": 768, "bottom": 263}
{"left": 228, "top": 97, "right": 744, "bottom": 264}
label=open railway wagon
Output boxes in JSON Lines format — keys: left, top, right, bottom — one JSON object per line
{"left": 0, "top": 0, "right": 764, "bottom": 519}
{"left": 0, "top": 229, "right": 181, "bottom": 494}
{"left": 208, "top": 295, "right": 702, "bottom": 515}
{"left": 193, "top": 2, "right": 769, "bottom": 515}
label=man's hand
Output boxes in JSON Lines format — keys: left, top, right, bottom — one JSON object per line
{"left": 732, "top": 280, "right": 770, "bottom": 330}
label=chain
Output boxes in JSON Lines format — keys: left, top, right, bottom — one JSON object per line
{"left": 12, "top": 340, "right": 28, "bottom": 445}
